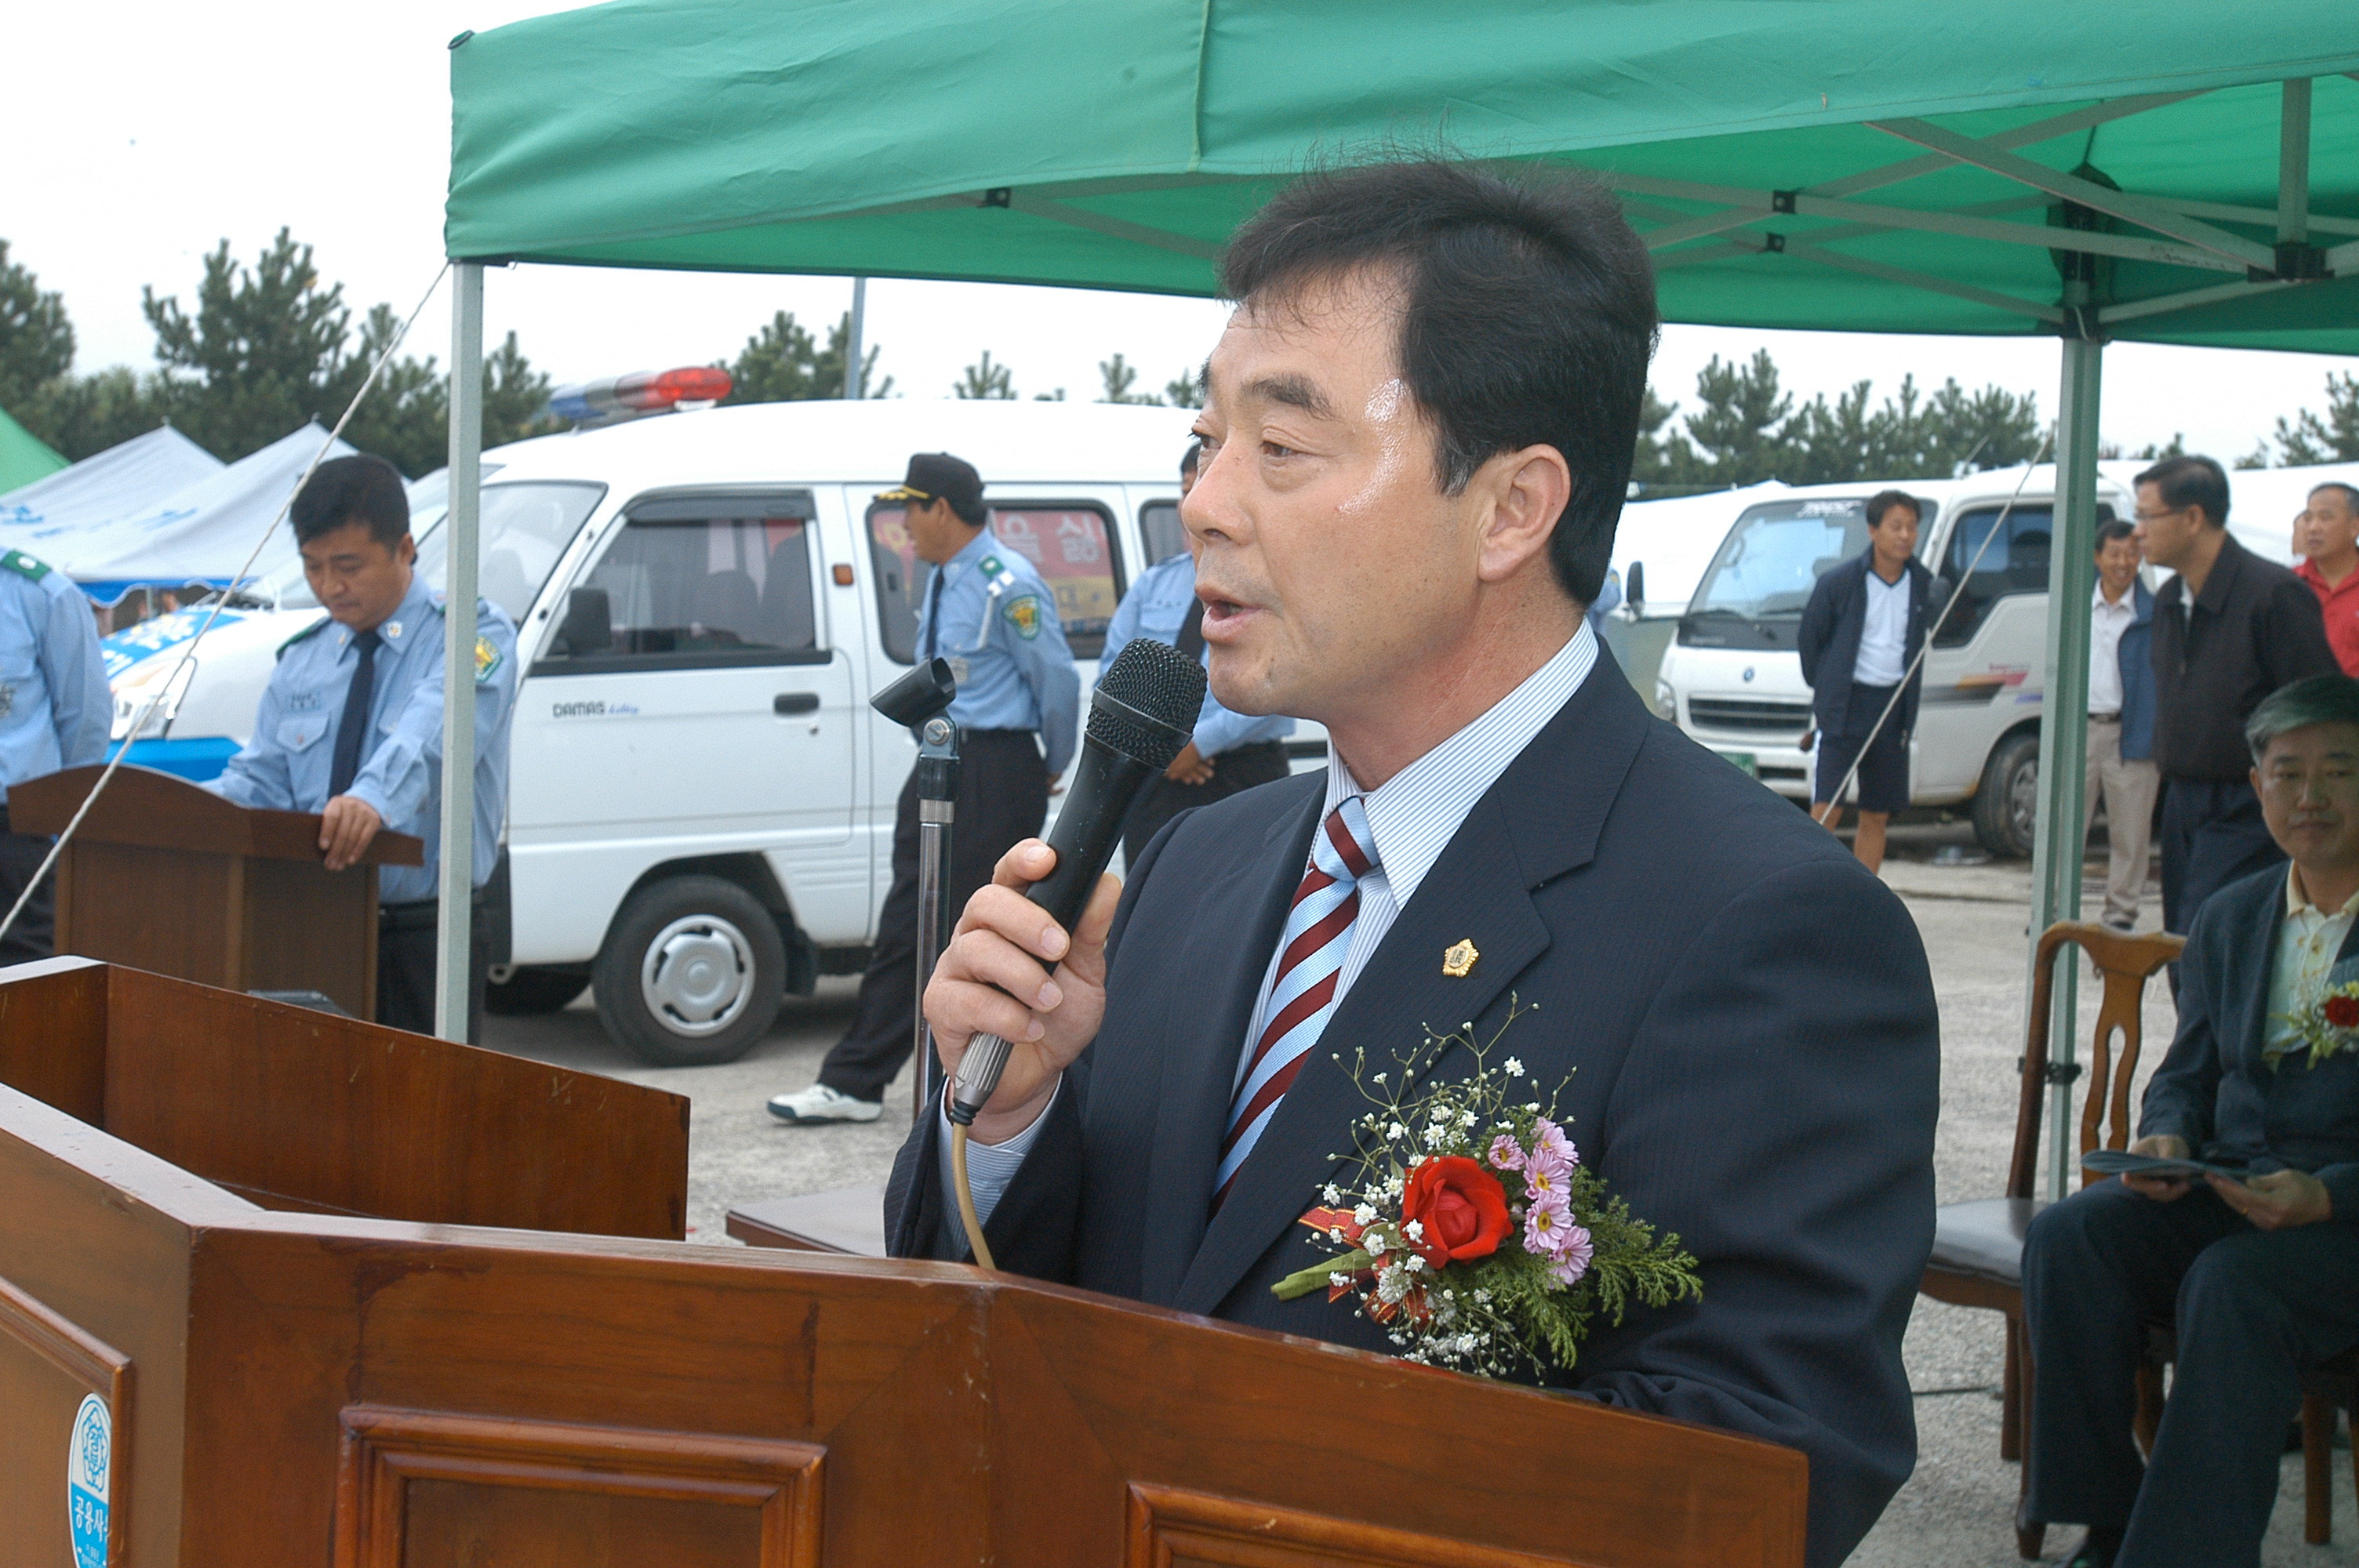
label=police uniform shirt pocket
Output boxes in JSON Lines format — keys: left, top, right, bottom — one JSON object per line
{"left": 276, "top": 714, "right": 330, "bottom": 752}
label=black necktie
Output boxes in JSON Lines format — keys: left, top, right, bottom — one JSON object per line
{"left": 920, "top": 568, "right": 943, "bottom": 662}
{"left": 329, "top": 628, "right": 382, "bottom": 798}
{"left": 1176, "top": 592, "right": 1207, "bottom": 662}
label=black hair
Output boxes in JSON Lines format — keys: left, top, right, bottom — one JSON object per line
{"left": 2309, "top": 481, "right": 2359, "bottom": 516}
{"left": 292, "top": 454, "right": 410, "bottom": 547}
{"left": 2248, "top": 674, "right": 2359, "bottom": 762}
{"left": 1181, "top": 438, "right": 1204, "bottom": 480}
{"left": 2095, "top": 517, "right": 2136, "bottom": 550}
{"left": 1217, "top": 159, "right": 1658, "bottom": 605}
{"left": 2134, "top": 454, "right": 2230, "bottom": 529}
{"left": 1865, "top": 490, "right": 1921, "bottom": 529}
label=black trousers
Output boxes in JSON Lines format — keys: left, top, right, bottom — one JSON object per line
{"left": 0, "top": 812, "right": 55, "bottom": 967}
{"left": 2023, "top": 1180, "right": 2359, "bottom": 1567}
{"left": 2159, "top": 778, "right": 2281, "bottom": 937}
{"left": 819, "top": 730, "right": 1049, "bottom": 1104}
{"left": 1119, "top": 739, "right": 1293, "bottom": 866}
{"left": 378, "top": 898, "right": 490, "bottom": 1044}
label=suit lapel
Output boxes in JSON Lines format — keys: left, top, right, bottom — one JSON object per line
{"left": 1171, "top": 661, "right": 1651, "bottom": 1316}
{"left": 1136, "top": 785, "right": 1324, "bottom": 1304}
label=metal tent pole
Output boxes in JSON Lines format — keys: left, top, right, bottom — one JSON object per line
{"left": 2030, "top": 325, "right": 2103, "bottom": 1200}
{"left": 843, "top": 277, "right": 867, "bottom": 400}
{"left": 435, "top": 261, "right": 485, "bottom": 1042}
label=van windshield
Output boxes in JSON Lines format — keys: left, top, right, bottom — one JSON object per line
{"left": 1679, "top": 498, "right": 1870, "bottom": 652}
{"left": 267, "top": 477, "right": 602, "bottom": 625}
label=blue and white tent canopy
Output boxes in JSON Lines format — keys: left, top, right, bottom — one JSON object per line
{"left": 0, "top": 426, "right": 223, "bottom": 552}
{"left": 56, "top": 423, "right": 354, "bottom": 604}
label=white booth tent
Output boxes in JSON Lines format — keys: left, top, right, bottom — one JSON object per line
{"left": 0, "top": 426, "right": 224, "bottom": 563}
{"left": 59, "top": 423, "right": 354, "bottom": 605}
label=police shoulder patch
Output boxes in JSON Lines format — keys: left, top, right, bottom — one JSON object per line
{"left": 275, "top": 616, "right": 330, "bottom": 660}
{"left": 0, "top": 550, "right": 51, "bottom": 583}
{"left": 474, "top": 635, "right": 503, "bottom": 683}
{"left": 1005, "top": 593, "right": 1042, "bottom": 640}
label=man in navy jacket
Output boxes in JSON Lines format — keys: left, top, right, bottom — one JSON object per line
{"left": 2084, "top": 519, "right": 2159, "bottom": 931}
{"left": 894, "top": 161, "right": 1940, "bottom": 1568}
{"left": 1797, "top": 491, "right": 1935, "bottom": 873}
{"left": 2023, "top": 674, "right": 2359, "bottom": 1568}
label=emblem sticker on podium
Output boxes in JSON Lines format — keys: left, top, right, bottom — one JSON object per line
{"left": 67, "top": 1392, "right": 109, "bottom": 1568}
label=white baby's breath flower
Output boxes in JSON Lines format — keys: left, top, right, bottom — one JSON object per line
{"left": 1403, "top": 1219, "right": 1425, "bottom": 1241}
{"left": 1387, "top": 1121, "right": 1408, "bottom": 1140}
{"left": 1405, "top": 1254, "right": 1427, "bottom": 1273}
{"left": 1365, "top": 1231, "right": 1389, "bottom": 1257}
{"left": 1372, "top": 1072, "right": 1387, "bottom": 1083}
{"left": 1503, "top": 1057, "right": 1525, "bottom": 1077}
{"left": 1422, "top": 1123, "right": 1447, "bottom": 1148}
{"left": 1459, "top": 1109, "right": 1478, "bottom": 1128}
{"left": 1352, "top": 1203, "right": 1377, "bottom": 1226}
{"left": 1323, "top": 1183, "right": 1342, "bottom": 1204}
{"left": 1329, "top": 1272, "right": 1351, "bottom": 1289}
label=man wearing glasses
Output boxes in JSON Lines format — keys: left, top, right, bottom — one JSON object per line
{"left": 2135, "top": 455, "right": 2338, "bottom": 938}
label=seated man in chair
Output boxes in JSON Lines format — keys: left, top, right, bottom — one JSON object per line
{"left": 2022, "top": 673, "right": 2359, "bottom": 1568}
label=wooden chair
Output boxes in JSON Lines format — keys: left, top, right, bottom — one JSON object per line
{"left": 1918, "top": 920, "right": 2181, "bottom": 1561}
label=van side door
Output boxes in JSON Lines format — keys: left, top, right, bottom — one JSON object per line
{"left": 511, "top": 488, "right": 860, "bottom": 959}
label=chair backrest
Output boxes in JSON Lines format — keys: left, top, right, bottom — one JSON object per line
{"left": 2006, "top": 921, "right": 2185, "bottom": 1200}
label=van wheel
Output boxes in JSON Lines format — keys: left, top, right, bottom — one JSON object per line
{"left": 594, "top": 876, "right": 784, "bottom": 1066}
{"left": 1972, "top": 731, "right": 2042, "bottom": 859}
{"left": 485, "top": 966, "right": 587, "bottom": 1015}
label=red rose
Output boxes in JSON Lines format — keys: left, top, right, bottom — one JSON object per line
{"left": 2325, "top": 995, "right": 2359, "bottom": 1029}
{"left": 1400, "top": 1156, "right": 1512, "bottom": 1267}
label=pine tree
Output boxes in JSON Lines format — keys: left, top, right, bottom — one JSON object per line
{"left": 953, "top": 350, "right": 1016, "bottom": 399}
{"left": 2269, "top": 372, "right": 2359, "bottom": 465}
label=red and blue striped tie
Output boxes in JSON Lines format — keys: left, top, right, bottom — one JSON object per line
{"left": 1216, "top": 797, "right": 1378, "bottom": 1205}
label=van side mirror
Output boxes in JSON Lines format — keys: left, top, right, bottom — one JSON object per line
{"left": 1625, "top": 561, "right": 1645, "bottom": 614}
{"left": 557, "top": 587, "right": 612, "bottom": 657}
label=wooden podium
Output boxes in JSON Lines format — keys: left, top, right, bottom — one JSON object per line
{"left": 11, "top": 764, "right": 423, "bottom": 1019}
{"left": 0, "top": 960, "right": 1808, "bottom": 1568}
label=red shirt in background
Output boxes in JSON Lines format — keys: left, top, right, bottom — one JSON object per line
{"left": 2295, "top": 556, "right": 2359, "bottom": 677}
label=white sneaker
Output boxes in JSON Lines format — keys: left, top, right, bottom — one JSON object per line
{"left": 766, "top": 1083, "right": 883, "bottom": 1124}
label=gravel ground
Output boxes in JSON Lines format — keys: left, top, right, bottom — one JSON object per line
{"left": 480, "top": 818, "right": 2357, "bottom": 1566}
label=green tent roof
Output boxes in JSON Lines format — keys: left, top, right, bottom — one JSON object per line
{"left": 448, "top": 0, "right": 2359, "bottom": 351}
{"left": 0, "top": 405, "right": 66, "bottom": 495}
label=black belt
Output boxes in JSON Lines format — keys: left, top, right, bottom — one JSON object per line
{"left": 380, "top": 890, "right": 489, "bottom": 932}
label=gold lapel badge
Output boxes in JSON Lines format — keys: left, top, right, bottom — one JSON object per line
{"left": 1442, "top": 939, "right": 1480, "bottom": 978}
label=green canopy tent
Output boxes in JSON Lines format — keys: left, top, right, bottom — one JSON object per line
{"left": 0, "top": 406, "right": 67, "bottom": 495}
{"left": 446, "top": 1, "right": 2358, "bottom": 1181}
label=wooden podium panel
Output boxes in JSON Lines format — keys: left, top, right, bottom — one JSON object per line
{"left": 13, "top": 764, "right": 424, "bottom": 1020}
{"left": 0, "top": 964, "right": 1808, "bottom": 1568}
{"left": 0, "top": 959, "right": 687, "bottom": 1236}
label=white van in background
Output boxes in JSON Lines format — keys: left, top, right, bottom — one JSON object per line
{"left": 1656, "top": 468, "right": 2147, "bottom": 858}
{"left": 101, "top": 399, "right": 1224, "bottom": 1065}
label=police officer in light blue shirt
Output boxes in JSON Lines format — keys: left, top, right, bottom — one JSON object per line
{"left": 212, "top": 455, "right": 518, "bottom": 1040}
{"left": 0, "top": 548, "right": 109, "bottom": 964}
{"left": 1100, "top": 440, "right": 1294, "bottom": 863}
{"left": 772, "top": 451, "right": 1080, "bottom": 1123}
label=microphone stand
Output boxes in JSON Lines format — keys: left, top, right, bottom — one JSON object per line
{"left": 912, "top": 713, "right": 959, "bottom": 1124}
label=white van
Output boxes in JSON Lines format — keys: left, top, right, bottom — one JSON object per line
{"left": 1654, "top": 467, "right": 2143, "bottom": 858}
{"left": 101, "top": 399, "right": 1245, "bottom": 1064}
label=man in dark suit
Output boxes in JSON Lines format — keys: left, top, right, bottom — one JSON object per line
{"left": 2138, "top": 453, "right": 2339, "bottom": 938}
{"left": 2021, "top": 674, "right": 2359, "bottom": 1568}
{"left": 1797, "top": 489, "right": 1935, "bottom": 873}
{"left": 891, "top": 161, "right": 1941, "bottom": 1568}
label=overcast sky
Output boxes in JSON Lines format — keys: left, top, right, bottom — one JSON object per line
{"left": 9, "top": 1, "right": 2354, "bottom": 463}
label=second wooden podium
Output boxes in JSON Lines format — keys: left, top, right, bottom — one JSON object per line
{"left": 10, "top": 763, "right": 423, "bottom": 1019}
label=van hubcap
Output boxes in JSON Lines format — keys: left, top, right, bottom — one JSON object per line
{"left": 2008, "top": 757, "right": 2040, "bottom": 849}
{"left": 642, "top": 916, "right": 754, "bottom": 1036}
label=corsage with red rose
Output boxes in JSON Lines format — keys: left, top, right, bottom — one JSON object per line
{"left": 2271, "top": 980, "right": 2359, "bottom": 1070}
{"left": 1272, "top": 999, "right": 1700, "bottom": 1378}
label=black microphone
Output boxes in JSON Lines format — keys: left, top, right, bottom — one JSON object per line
{"left": 947, "top": 637, "right": 1208, "bottom": 1125}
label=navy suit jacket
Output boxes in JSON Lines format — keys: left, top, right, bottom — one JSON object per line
{"left": 888, "top": 652, "right": 1941, "bottom": 1568}
{"left": 2142, "top": 861, "right": 2359, "bottom": 1218}
{"left": 1797, "top": 550, "right": 1934, "bottom": 739}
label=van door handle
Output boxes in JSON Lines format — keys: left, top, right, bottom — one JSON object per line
{"left": 773, "top": 692, "right": 820, "bottom": 716}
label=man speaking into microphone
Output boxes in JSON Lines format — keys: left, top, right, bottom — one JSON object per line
{"left": 888, "top": 161, "right": 1939, "bottom": 1568}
